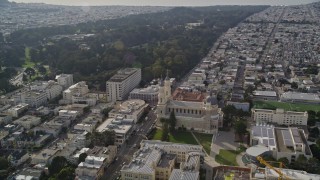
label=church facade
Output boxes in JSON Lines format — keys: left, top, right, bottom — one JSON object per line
{"left": 157, "top": 76, "right": 223, "bottom": 134}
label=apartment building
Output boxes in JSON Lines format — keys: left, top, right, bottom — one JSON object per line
{"left": 106, "top": 68, "right": 141, "bottom": 103}
{"left": 13, "top": 115, "right": 41, "bottom": 129}
{"left": 252, "top": 108, "right": 308, "bottom": 126}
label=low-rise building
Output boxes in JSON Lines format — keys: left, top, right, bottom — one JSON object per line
{"left": 8, "top": 150, "right": 30, "bottom": 167}
{"left": 0, "top": 114, "right": 12, "bottom": 125}
{"left": 280, "top": 92, "right": 320, "bottom": 104}
{"left": 248, "top": 125, "right": 312, "bottom": 163}
{"left": 96, "top": 117, "right": 133, "bottom": 146}
{"left": 75, "top": 156, "right": 106, "bottom": 180}
{"left": 6, "top": 103, "right": 29, "bottom": 117}
{"left": 252, "top": 108, "right": 308, "bottom": 126}
{"left": 121, "top": 140, "right": 203, "bottom": 180}
{"left": 109, "top": 99, "right": 148, "bottom": 123}
{"left": 13, "top": 115, "right": 41, "bottom": 129}
{"left": 14, "top": 167, "right": 43, "bottom": 180}
{"left": 129, "top": 85, "right": 159, "bottom": 104}
{"left": 74, "top": 113, "right": 103, "bottom": 132}
{"left": 31, "top": 148, "right": 60, "bottom": 165}
{"left": 252, "top": 91, "right": 278, "bottom": 101}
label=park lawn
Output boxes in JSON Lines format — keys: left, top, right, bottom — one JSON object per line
{"left": 193, "top": 132, "right": 213, "bottom": 154}
{"left": 253, "top": 101, "right": 320, "bottom": 112}
{"left": 169, "top": 131, "right": 198, "bottom": 145}
{"left": 215, "top": 149, "right": 239, "bottom": 166}
{"left": 151, "top": 129, "right": 197, "bottom": 145}
{"left": 23, "top": 47, "right": 36, "bottom": 68}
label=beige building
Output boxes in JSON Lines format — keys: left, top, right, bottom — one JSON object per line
{"left": 96, "top": 117, "right": 133, "bottom": 146}
{"left": 157, "top": 76, "right": 223, "bottom": 133}
{"left": 109, "top": 99, "right": 148, "bottom": 123}
{"left": 106, "top": 68, "right": 141, "bottom": 103}
{"left": 13, "top": 115, "right": 41, "bottom": 129}
{"left": 61, "top": 81, "right": 98, "bottom": 106}
{"left": 6, "top": 103, "right": 29, "bottom": 118}
{"left": 31, "top": 148, "right": 60, "bottom": 165}
{"left": 56, "top": 74, "right": 73, "bottom": 89}
{"left": 252, "top": 108, "right": 308, "bottom": 126}
{"left": 121, "top": 140, "right": 202, "bottom": 180}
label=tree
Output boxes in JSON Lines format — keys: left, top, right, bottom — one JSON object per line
{"left": 277, "top": 157, "right": 289, "bottom": 167}
{"left": 101, "top": 107, "right": 113, "bottom": 118}
{"left": 0, "top": 157, "right": 9, "bottom": 170}
{"left": 234, "top": 120, "right": 247, "bottom": 135}
{"left": 83, "top": 106, "right": 91, "bottom": 114}
{"left": 291, "top": 82, "right": 298, "bottom": 89}
{"left": 292, "top": 154, "right": 308, "bottom": 170}
{"left": 37, "top": 65, "right": 47, "bottom": 75}
{"left": 25, "top": 67, "right": 36, "bottom": 79}
{"left": 310, "top": 127, "right": 320, "bottom": 138}
{"left": 169, "top": 111, "right": 177, "bottom": 132}
{"left": 86, "top": 130, "right": 115, "bottom": 147}
{"left": 48, "top": 156, "right": 68, "bottom": 175}
{"left": 78, "top": 153, "right": 87, "bottom": 164}
{"left": 222, "top": 105, "right": 237, "bottom": 119}
{"left": 161, "top": 122, "right": 169, "bottom": 141}
{"left": 56, "top": 167, "right": 75, "bottom": 180}
{"left": 316, "top": 138, "right": 320, "bottom": 148}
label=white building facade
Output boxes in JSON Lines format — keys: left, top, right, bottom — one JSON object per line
{"left": 106, "top": 68, "right": 141, "bottom": 103}
{"left": 252, "top": 108, "right": 308, "bottom": 126}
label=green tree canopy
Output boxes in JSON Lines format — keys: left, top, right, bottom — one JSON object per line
{"left": 169, "top": 111, "right": 177, "bottom": 132}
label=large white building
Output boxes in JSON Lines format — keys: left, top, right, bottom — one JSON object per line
{"left": 280, "top": 92, "right": 320, "bottom": 104}
{"left": 121, "top": 140, "right": 202, "bottom": 180}
{"left": 61, "top": 81, "right": 98, "bottom": 106}
{"left": 106, "top": 68, "right": 141, "bottom": 103}
{"left": 248, "top": 125, "right": 312, "bottom": 163}
{"left": 13, "top": 81, "right": 63, "bottom": 107}
{"left": 157, "top": 76, "right": 223, "bottom": 134}
{"left": 252, "top": 108, "right": 308, "bottom": 126}
{"left": 55, "top": 74, "right": 73, "bottom": 89}
{"left": 129, "top": 85, "right": 159, "bottom": 104}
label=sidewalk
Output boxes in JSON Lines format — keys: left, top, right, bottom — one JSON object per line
{"left": 236, "top": 152, "right": 247, "bottom": 167}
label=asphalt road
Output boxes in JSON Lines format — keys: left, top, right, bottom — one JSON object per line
{"left": 103, "top": 110, "right": 157, "bottom": 180}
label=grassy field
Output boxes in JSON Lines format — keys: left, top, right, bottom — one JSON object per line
{"left": 215, "top": 149, "right": 239, "bottom": 166}
{"left": 23, "top": 47, "right": 36, "bottom": 68}
{"left": 193, "top": 132, "right": 213, "bottom": 154}
{"left": 151, "top": 129, "right": 198, "bottom": 145}
{"left": 253, "top": 101, "right": 320, "bottom": 112}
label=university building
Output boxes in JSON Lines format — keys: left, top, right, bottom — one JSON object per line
{"left": 157, "top": 76, "right": 223, "bottom": 133}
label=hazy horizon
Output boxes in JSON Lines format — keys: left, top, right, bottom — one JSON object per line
{"left": 10, "top": 0, "right": 320, "bottom": 6}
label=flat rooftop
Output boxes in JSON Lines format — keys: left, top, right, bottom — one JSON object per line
{"left": 281, "top": 92, "right": 320, "bottom": 101}
{"left": 253, "top": 91, "right": 277, "bottom": 97}
{"left": 108, "top": 68, "right": 140, "bottom": 82}
{"left": 96, "top": 118, "right": 132, "bottom": 134}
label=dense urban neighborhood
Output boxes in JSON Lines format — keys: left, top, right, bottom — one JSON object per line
{"left": 1, "top": 0, "right": 320, "bottom": 180}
